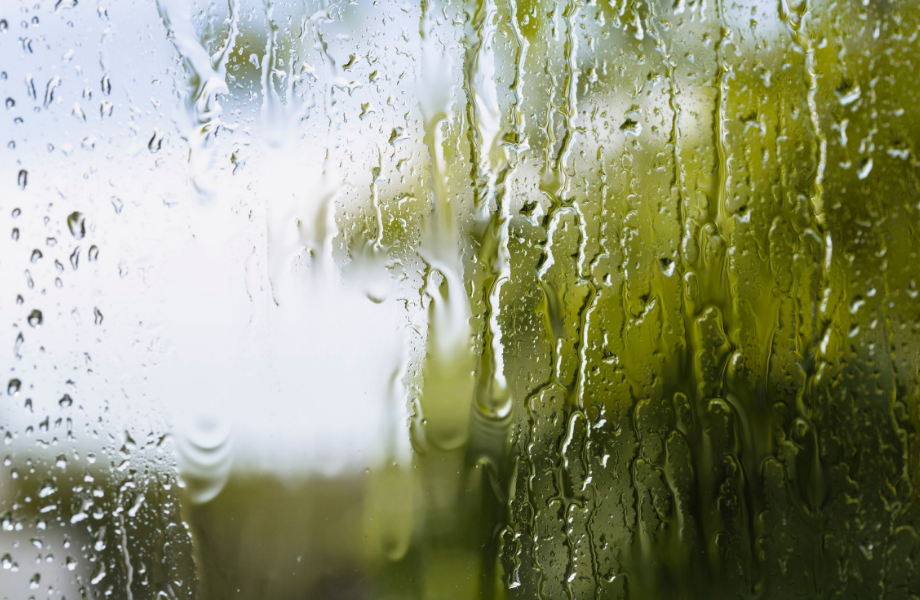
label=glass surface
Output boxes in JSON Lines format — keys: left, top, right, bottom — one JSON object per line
{"left": 2, "top": 1, "right": 920, "bottom": 598}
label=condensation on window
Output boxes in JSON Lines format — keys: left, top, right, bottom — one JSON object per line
{"left": 2, "top": 1, "right": 920, "bottom": 599}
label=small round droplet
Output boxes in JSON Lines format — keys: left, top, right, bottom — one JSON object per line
{"left": 59, "top": 394, "right": 73, "bottom": 408}
{"left": 4, "top": 98, "right": 13, "bottom": 110}
{"left": 7, "top": 379, "right": 21, "bottom": 395}
{"left": 27, "top": 309, "right": 42, "bottom": 327}
{"left": 67, "top": 211, "right": 85, "bottom": 239}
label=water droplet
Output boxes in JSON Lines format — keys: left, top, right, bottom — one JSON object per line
{"left": 38, "top": 480, "right": 56, "bottom": 498}
{"left": 907, "top": 280, "right": 918, "bottom": 299}
{"left": 148, "top": 130, "right": 164, "bottom": 153}
{"left": 55, "top": 0, "right": 79, "bottom": 12}
{"left": 90, "top": 562, "right": 106, "bottom": 584}
{"left": 25, "top": 74, "right": 36, "bottom": 100}
{"left": 67, "top": 211, "right": 85, "bottom": 239}
{"left": 59, "top": 394, "right": 73, "bottom": 408}
{"left": 836, "top": 81, "right": 861, "bottom": 106}
{"left": 620, "top": 118, "right": 642, "bottom": 136}
{"left": 659, "top": 257, "right": 675, "bottom": 276}
{"left": 27, "top": 309, "right": 42, "bottom": 327}
{"left": 17, "top": 169, "right": 27, "bottom": 190}
{"left": 44, "top": 76, "right": 60, "bottom": 108}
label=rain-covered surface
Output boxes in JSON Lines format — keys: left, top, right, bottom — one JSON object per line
{"left": 2, "top": 0, "right": 920, "bottom": 598}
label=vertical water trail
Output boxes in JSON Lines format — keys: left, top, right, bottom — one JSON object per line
{"left": 794, "top": 0, "right": 833, "bottom": 342}
{"left": 470, "top": 0, "right": 517, "bottom": 423}
{"left": 156, "top": 0, "right": 239, "bottom": 195}
{"left": 713, "top": 0, "right": 731, "bottom": 234}
{"left": 262, "top": 1, "right": 345, "bottom": 294}
{"left": 800, "top": 3, "right": 827, "bottom": 229}
{"left": 261, "top": 1, "right": 316, "bottom": 147}
{"left": 779, "top": 1, "right": 835, "bottom": 455}
{"left": 649, "top": 0, "right": 690, "bottom": 359}
{"left": 118, "top": 512, "right": 135, "bottom": 600}
{"left": 370, "top": 147, "right": 386, "bottom": 252}
{"left": 155, "top": 0, "right": 240, "bottom": 506}
{"left": 533, "top": 0, "right": 586, "bottom": 404}
{"left": 359, "top": 147, "right": 391, "bottom": 304}
{"left": 415, "top": 0, "right": 476, "bottom": 451}
{"left": 260, "top": 0, "right": 282, "bottom": 143}
{"left": 558, "top": 0, "right": 579, "bottom": 204}
{"left": 463, "top": 0, "right": 501, "bottom": 226}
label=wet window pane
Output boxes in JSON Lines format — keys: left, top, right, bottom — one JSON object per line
{"left": 2, "top": 1, "right": 920, "bottom": 598}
